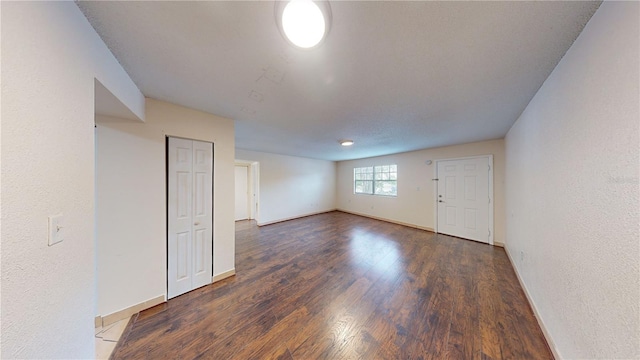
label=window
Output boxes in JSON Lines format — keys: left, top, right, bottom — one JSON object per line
{"left": 354, "top": 164, "right": 397, "bottom": 196}
{"left": 354, "top": 166, "right": 374, "bottom": 194}
{"left": 374, "top": 164, "right": 397, "bottom": 196}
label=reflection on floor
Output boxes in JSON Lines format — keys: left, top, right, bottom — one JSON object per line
{"left": 95, "top": 317, "right": 129, "bottom": 359}
{"left": 109, "top": 212, "right": 553, "bottom": 359}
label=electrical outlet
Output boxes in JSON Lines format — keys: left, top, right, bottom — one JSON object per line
{"left": 48, "top": 214, "right": 64, "bottom": 246}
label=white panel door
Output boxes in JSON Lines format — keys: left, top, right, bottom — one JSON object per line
{"left": 234, "top": 166, "right": 249, "bottom": 221}
{"left": 191, "top": 141, "right": 213, "bottom": 290}
{"left": 168, "top": 137, "right": 213, "bottom": 299}
{"left": 436, "top": 157, "right": 491, "bottom": 243}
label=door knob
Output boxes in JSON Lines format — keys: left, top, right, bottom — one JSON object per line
{"left": 438, "top": 200, "right": 444, "bottom": 203}
{"left": 194, "top": 222, "right": 200, "bottom": 226}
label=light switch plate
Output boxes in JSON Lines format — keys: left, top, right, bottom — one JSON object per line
{"left": 48, "top": 214, "right": 64, "bottom": 246}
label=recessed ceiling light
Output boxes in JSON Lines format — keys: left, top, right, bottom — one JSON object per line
{"left": 340, "top": 140, "right": 354, "bottom": 146}
{"left": 276, "top": 0, "right": 331, "bottom": 49}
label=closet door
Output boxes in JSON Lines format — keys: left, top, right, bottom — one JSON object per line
{"left": 168, "top": 137, "right": 212, "bottom": 299}
{"left": 191, "top": 140, "right": 213, "bottom": 290}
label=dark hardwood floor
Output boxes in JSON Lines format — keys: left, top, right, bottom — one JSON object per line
{"left": 111, "top": 211, "right": 552, "bottom": 359}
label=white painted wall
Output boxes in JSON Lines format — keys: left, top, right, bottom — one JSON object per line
{"left": 505, "top": 2, "right": 639, "bottom": 358}
{"left": 235, "top": 149, "right": 336, "bottom": 225}
{"left": 336, "top": 140, "right": 505, "bottom": 243}
{"left": 0, "top": 2, "right": 144, "bottom": 358}
{"left": 0, "top": 1, "right": 4, "bottom": 351}
{"left": 95, "top": 99, "right": 235, "bottom": 317}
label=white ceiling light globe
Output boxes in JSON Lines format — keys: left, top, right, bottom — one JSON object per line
{"left": 282, "top": 0, "right": 326, "bottom": 48}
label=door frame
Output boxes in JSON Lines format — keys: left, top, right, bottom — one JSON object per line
{"left": 234, "top": 164, "right": 251, "bottom": 221}
{"left": 235, "top": 159, "right": 260, "bottom": 222}
{"left": 433, "top": 155, "right": 494, "bottom": 245}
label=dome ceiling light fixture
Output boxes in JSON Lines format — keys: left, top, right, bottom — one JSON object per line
{"left": 275, "top": 0, "right": 332, "bottom": 49}
{"left": 340, "top": 140, "right": 354, "bottom": 147}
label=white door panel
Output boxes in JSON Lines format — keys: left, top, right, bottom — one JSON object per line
{"left": 191, "top": 140, "right": 213, "bottom": 290}
{"left": 194, "top": 229, "right": 206, "bottom": 274}
{"left": 168, "top": 137, "right": 212, "bottom": 299}
{"left": 172, "top": 231, "right": 192, "bottom": 296}
{"left": 437, "top": 157, "right": 492, "bottom": 244}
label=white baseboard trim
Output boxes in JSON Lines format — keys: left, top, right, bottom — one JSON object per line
{"left": 503, "top": 246, "right": 560, "bottom": 359}
{"left": 336, "top": 209, "right": 435, "bottom": 232}
{"left": 212, "top": 268, "right": 236, "bottom": 282}
{"left": 257, "top": 209, "right": 337, "bottom": 227}
{"left": 493, "top": 241, "right": 505, "bottom": 247}
{"left": 96, "top": 294, "right": 165, "bottom": 328}
{"left": 95, "top": 269, "right": 237, "bottom": 329}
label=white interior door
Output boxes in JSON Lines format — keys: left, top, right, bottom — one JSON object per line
{"left": 168, "top": 137, "right": 213, "bottom": 299}
{"left": 191, "top": 141, "right": 213, "bottom": 290}
{"left": 234, "top": 165, "right": 249, "bottom": 221}
{"left": 436, "top": 156, "right": 492, "bottom": 244}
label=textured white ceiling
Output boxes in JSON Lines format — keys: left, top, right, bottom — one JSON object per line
{"left": 78, "top": 1, "right": 600, "bottom": 161}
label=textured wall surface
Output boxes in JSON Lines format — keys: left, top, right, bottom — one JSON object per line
{"left": 0, "top": 2, "right": 143, "bottom": 358}
{"left": 505, "top": 2, "right": 639, "bottom": 358}
{"left": 96, "top": 99, "right": 235, "bottom": 317}
{"left": 336, "top": 140, "right": 505, "bottom": 244}
{"left": 235, "top": 149, "right": 337, "bottom": 225}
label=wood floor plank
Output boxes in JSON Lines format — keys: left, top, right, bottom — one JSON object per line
{"left": 286, "top": 276, "right": 374, "bottom": 357}
{"left": 445, "top": 240, "right": 483, "bottom": 360}
{"left": 231, "top": 307, "right": 311, "bottom": 359}
{"left": 111, "top": 211, "right": 553, "bottom": 359}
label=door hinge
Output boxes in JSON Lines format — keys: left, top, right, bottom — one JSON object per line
{"left": 488, "top": 229, "right": 491, "bottom": 236}
{"left": 488, "top": 197, "right": 491, "bottom": 203}
{"left": 488, "top": 164, "right": 491, "bottom": 171}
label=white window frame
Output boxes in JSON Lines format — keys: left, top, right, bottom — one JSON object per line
{"left": 353, "top": 164, "right": 397, "bottom": 196}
